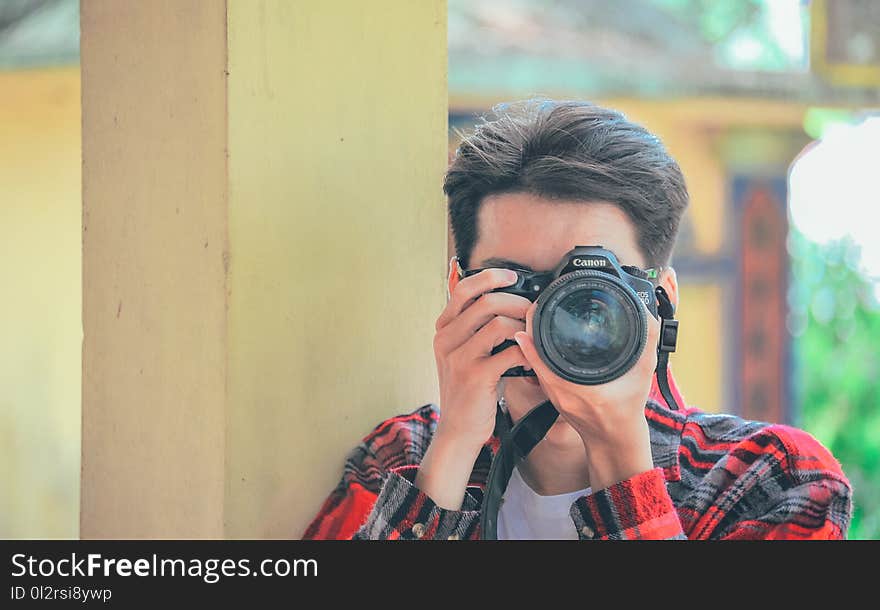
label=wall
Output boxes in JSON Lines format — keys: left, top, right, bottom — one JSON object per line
{"left": 225, "top": 0, "right": 448, "bottom": 537}
{"left": 79, "top": 0, "right": 448, "bottom": 539}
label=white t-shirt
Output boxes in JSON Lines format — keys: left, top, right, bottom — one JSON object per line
{"left": 496, "top": 466, "right": 592, "bottom": 540}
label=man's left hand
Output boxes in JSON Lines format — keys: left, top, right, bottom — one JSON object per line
{"left": 513, "top": 301, "right": 658, "bottom": 490}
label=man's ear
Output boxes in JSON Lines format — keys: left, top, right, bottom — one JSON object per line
{"left": 658, "top": 266, "right": 679, "bottom": 314}
{"left": 447, "top": 257, "right": 462, "bottom": 300}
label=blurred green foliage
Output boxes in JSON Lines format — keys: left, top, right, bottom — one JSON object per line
{"left": 650, "top": 0, "right": 807, "bottom": 70}
{"left": 789, "top": 230, "right": 880, "bottom": 539}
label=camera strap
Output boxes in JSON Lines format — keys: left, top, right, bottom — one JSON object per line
{"left": 478, "top": 284, "right": 680, "bottom": 539}
{"left": 653, "top": 285, "right": 681, "bottom": 413}
{"left": 478, "top": 399, "right": 557, "bottom": 540}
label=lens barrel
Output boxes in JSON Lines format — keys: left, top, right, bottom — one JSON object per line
{"left": 533, "top": 270, "right": 647, "bottom": 385}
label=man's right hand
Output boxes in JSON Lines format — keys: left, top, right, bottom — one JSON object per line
{"left": 433, "top": 264, "right": 532, "bottom": 447}
{"left": 413, "top": 262, "right": 531, "bottom": 511}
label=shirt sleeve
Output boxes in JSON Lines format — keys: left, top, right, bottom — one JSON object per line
{"left": 569, "top": 468, "right": 687, "bottom": 540}
{"left": 352, "top": 465, "right": 482, "bottom": 540}
{"left": 568, "top": 425, "right": 852, "bottom": 541}
{"left": 301, "top": 405, "right": 483, "bottom": 540}
{"left": 300, "top": 442, "right": 385, "bottom": 540}
{"left": 714, "top": 425, "right": 852, "bottom": 540}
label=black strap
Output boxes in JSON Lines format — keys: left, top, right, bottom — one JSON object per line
{"left": 654, "top": 285, "right": 681, "bottom": 413}
{"left": 656, "top": 351, "right": 678, "bottom": 412}
{"left": 478, "top": 284, "right": 681, "bottom": 539}
{"left": 479, "top": 400, "right": 558, "bottom": 540}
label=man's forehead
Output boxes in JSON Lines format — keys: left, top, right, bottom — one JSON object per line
{"left": 472, "top": 194, "right": 645, "bottom": 269}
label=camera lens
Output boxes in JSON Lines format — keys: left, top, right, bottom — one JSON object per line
{"left": 533, "top": 271, "right": 647, "bottom": 385}
{"left": 549, "top": 289, "right": 630, "bottom": 369}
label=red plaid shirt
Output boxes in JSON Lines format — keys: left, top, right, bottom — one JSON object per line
{"left": 303, "top": 370, "right": 852, "bottom": 540}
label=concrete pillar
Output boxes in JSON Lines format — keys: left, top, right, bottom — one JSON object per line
{"left": 81, "top": 0, "right": 447, "bottom": 539}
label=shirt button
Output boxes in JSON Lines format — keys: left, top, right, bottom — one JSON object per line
{"left": 411, "top": 523, "right": 426, "bottom": 538}
{"left": 447, "top": 533, "right": 460, "bottom": 541}
{"left": 581, "top": 525, "right": 595, "bottom": 538}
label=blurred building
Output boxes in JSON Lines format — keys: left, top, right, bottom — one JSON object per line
{"left": 447, "top": 0, "right": 880, "bottom": 422}
{"left": 1, "top": 0, "right": 80, "bottom": 538}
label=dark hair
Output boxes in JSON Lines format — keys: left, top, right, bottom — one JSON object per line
{"left": 443, "top": 99, "right": 689, "bottom": 270}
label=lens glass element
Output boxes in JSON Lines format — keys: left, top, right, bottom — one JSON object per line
{"left": 548, "top": 288, "right": 634, "bottom": 371}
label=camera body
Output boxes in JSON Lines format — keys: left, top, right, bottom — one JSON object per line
{"left": 473, "top": 246, "right": 658, "bottom": 316}
{"left": 465, "top": 246, "right": 662, "bottom": 385}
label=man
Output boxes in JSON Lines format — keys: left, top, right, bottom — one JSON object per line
{"left": 303, "top": 99, "right": 852, "bottom": 540}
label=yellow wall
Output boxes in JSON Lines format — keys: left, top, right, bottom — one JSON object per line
{"left": 675, "top": 283, "right": 724, "bottom": 413}
{"left": 225, "top": 0, "right": 448, "bottom": 538}
{"left": 79, "top": 0, "right": 447, "bottom": 539}
{"left": 0, "top": 66, "right": 82, "bottom": 538}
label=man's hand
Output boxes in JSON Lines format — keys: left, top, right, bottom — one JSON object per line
{"left": 432, "top": 266, "right": 532, "bottom": 448}
{"left": 513, "top": 301, "right": 657, "bottom": 491}
{"left": 415, "top": 264, "right": 532, "bottom": 510}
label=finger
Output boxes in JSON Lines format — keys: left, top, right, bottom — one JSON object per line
{"left": 439, "top": 268, "right": 519, "bottom": 329}
{"left": 457, "top": 315, "right": 526, "bottom": 362}
{"left": 479, "top": 342, "right": 529, "bottom": 380}
{"left": 521, "top": 301, "right": 550, "bottom": 376}
{"left": 446, "top": 257, "right": 460, "bottom": 301}
{"left": 513, "top": 330, "right": 564, "bottom": 406}
{"left": 524, "top": 300, "right": 537, "bottom": 336}
{"left": 435, "top": 268, "right": 519, "bottom": 331}
{"left": 513, "top": 329, "right": 559, "bottom": 387}
{"left": 434, "top": 292, "right": 531, "bottom": 355}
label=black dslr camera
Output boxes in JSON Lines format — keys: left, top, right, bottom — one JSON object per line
{"left": 464, "top": 245, "right": 673, "bottom": 385}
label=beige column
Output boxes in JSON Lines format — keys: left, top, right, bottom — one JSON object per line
{"left": 81, "top": 0, "right": 448, "bottom": 539}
